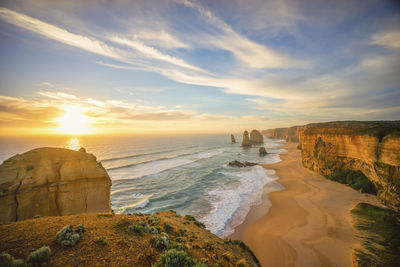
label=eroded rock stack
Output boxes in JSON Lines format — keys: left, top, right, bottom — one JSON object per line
{"left": 259, "top": 147, "right": 267, "bottom": 155}
{"left": 231, "top": 134, "right": 236, "bottom": 143}
{"left": 241, "top": 130, "right": 252, "bottom": 147}
{"left": 0, "top": 147, "right": 111, "bottom": 224}
{"left": 250, "top": 130, "right": 264, "bottom": 144}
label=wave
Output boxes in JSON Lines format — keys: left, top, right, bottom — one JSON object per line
{"left": 101, "top": 149, "right": 177, "bottom": 162}
{"left": 115, "top": 193, "right": 153, "bottom": 213}
{"left": 200, "top": 165, "right": 273, "bottom": 237}
{"left": 109, "top": 148, "right": 226, "bottom": 180}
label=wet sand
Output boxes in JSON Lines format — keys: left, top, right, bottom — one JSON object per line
{"left": 229, "top": 142, "right": 380, "bottom": 267}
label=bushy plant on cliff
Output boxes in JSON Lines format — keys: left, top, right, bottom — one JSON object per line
{"left": 56, "top": 225, "right": 85, "bottom": 247}
{"left": 155, "top": 249, "right": 205, "bottom": 267}
{"left": 150, "top": 233, "right": 170, "bottom": 250}
{"left": 326, "top": 170, "right": 376, "bottom": 194}
{"left": 0, "top": 252, "right": 26, "bottom": 267}
{"left": 351, "top": 203, "right": 400, "bottom": 266}
{"left": 26, "top": 246, "right": 51, "bottom": 267}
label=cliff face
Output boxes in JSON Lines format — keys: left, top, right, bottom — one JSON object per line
{"left": 241, "top": 130, "right": 252, "bottom": 147}
{"left": 250, "top": 129, "right": 263, "bottom": 144}
{"left": 265, "top": 126, "right": 301, "bottom": 142}
{"left": 301, "top": 122, "right": 400, "bottom": 210}
{"left": 0, "top": 148, "right": 111, "bottom": 224}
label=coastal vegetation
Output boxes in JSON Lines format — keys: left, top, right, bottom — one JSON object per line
{"left": 351, "top": 203, "right": 400, "bottom": 266}
{"left": 325, "top": 170, "right": 376, "bottom": 194}
{"left": 0, "top": 211, "right": 260, "bottom": 266}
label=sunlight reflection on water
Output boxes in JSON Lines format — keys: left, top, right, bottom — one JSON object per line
{"left": 65, "top": 137, "right": 81, "bottom": 151}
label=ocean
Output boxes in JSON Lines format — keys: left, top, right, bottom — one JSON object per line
{"left": 0, "top": 135, "right": 285, "bottom": 237}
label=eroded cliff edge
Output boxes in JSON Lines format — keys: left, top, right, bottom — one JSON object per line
{"left": 300, "top": 121, "right": 400, "bottom": 210}
{"left": 0, "top": 147, "right": 111, "bottom": 224}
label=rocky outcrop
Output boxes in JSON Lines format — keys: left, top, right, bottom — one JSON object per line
{"left": 241, "top": 130, "right": 252, "bottom": 147}
{"left": 250, "top": 130, "right": 264, "bottom": 144}
{"left": 259, "top": 147, "right": 267, "bottom": 156}
{"left": 231, "top": 134, "right": 236, "bottom": 143}
{"left": 264, "top": 126, "right": 302, "bottom": 142}
{"left": 0, "top": 148, "right": 111, "bottom": 224}
{"left": 300, "top": 121, "right": 400, "bottom": 210}
{"left": 228, "top": 160, "right": 258, "bottom": 167}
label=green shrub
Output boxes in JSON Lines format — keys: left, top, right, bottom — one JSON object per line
{"left": 326, "top": 170, "right": 376, "bottom": 194}
{"left": 95, "top": 236, "right": 107, "bottom": 246}
{"left": 183, "top": 215, "right": 196, "bottom": 221}
{"left": 178, "top": 228, "right": 187, "bottom": 236}
{"left": 56, "top": 225, "right": 84, "bottom": 247}
{"left": 149, "top": 226, "right": 158, "bottom": 234}
{"left": 97, "top": 214, "right": 113, "bottom": 218}
{"left": 26, "top": 246, "right": 51, "bottom": 267}
{"left": 176, "top": 237, "right": 184, "bottom": 242}
{"left": 148, "top": 216, "right": 161, "bottom": 226}
{"left": 163, "top": 223, "right": 174, "bottom": 233}
{"left": 157, "top": 249, "right": 205, "bottom": 267}
{"left": 128, "top": 224, "right": 144, "bottom": 236}
{"left": 0, "top": 252, "right": 27, "bottom": 267}
{"left": 183, "top": 215, "right": 205, "bottom": 228}
{"left": 138, "top": 221, "right": 151, "bottom": 233}
{"left": 113, "top": 219, "right": 131, "bottom": 232}
{"left": 194, "top": 221, "right": 205, "bottom": 228}
{"left": 150, "top": 233, "right": 170, "bottom": 250}
{"left": 169, "top": 241, "right": 185, "bottom": 251}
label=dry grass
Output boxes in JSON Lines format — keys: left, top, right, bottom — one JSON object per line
{"left": 0, "top": 211, "right": 260, "bottom": 266}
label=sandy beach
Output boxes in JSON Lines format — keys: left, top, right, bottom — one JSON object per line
{"left": 229, "top": 142, "right": 381, "bottom": 267}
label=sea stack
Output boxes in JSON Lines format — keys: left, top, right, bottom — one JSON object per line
{"left": 0, "top": 147, "right": 111, "bottom": 224}
{"left": 250, "top": 129, "right": 264, "bottom": 144}
{"left": 231, "top": 134, "right": 236, "bottom": 143}
{"left": 259, "top": 147, "right": 267, "bottom": 155}
{"left": 241, "top": 130, "right": 252, "bottom": 147}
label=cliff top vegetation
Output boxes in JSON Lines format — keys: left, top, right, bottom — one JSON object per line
{"left": 0, "top": 211, "right": 260, "bottom": 267}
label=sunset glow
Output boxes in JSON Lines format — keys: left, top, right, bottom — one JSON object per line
{"left": 55, "top": 107, "right": 93, "bottom": 135}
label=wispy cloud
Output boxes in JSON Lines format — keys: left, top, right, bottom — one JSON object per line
{"left": 371, "top": 30, "right": 400, "bottom": 50}
{"left": 175, "top": 0, "right": 307, "bottom": 69}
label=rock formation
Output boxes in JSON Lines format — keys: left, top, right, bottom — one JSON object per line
{"left": 250, "top": 130, "right": 264, "bottom": 144}
{"left": 264, "top": 126, "right": 302, "bottom": 142}
{"left": 259, "top": 147, "right": 267, "bottom": 156}
{"left": 228, "top": 160, "right": 258, "bottom": 167}
{"left": 300, "top": 121, "right": 400, "bottom": 210}
{"left": 0, "top": 147, "right": 111, "bottom": 224}
{"left": 241, "top": 130, "right": 252, "bottom": 147}
{"left": 231, "top": 134, "right": 236, "bottom": 143}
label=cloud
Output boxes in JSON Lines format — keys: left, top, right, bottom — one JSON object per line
{"left": 371, "top": 30, "right": 400, "bottom": 50}
{"left": 134, "top": 29, "right": 189, "bottom": 49}
{"left": 0, "top": 7, "right": 206, "bottom": 76}
{"left": 0, "top": 7, "right": 125, "bottom": 60}
{"left": 175, "top": 0, "right": 307, "bottom": 69}
{"left": 109, "top": 35, "right": 205, "bottom": 72}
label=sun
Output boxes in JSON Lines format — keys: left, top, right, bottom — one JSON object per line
{"left": 55, "top": 106, "right": 94, "bottom": 135}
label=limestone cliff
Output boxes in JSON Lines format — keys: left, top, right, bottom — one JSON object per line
{"left": 300, "top": 121, "right": 400, "bottom": 210}
{"left": 250, "top": 129, "right": 264, "bottom": 144}
{"left": 0, "top": 147, "right": 111, "bottom": 224}
{"left": 241, "top": 130, "right": 252, "bottom": 147}
{"left": 265, "top": 126, "right": 302, "bottom": 142}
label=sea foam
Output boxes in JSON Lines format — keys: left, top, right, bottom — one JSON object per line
{"left": 200, "top": 165, "right": 274, "bottom": 237}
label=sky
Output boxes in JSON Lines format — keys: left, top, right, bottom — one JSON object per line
{"left": 0, "top": 0, "right": 399, "bottom": 135}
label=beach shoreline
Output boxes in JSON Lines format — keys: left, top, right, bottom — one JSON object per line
{"left": 228, "top": 142, "right": 381, "bottom": 267}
